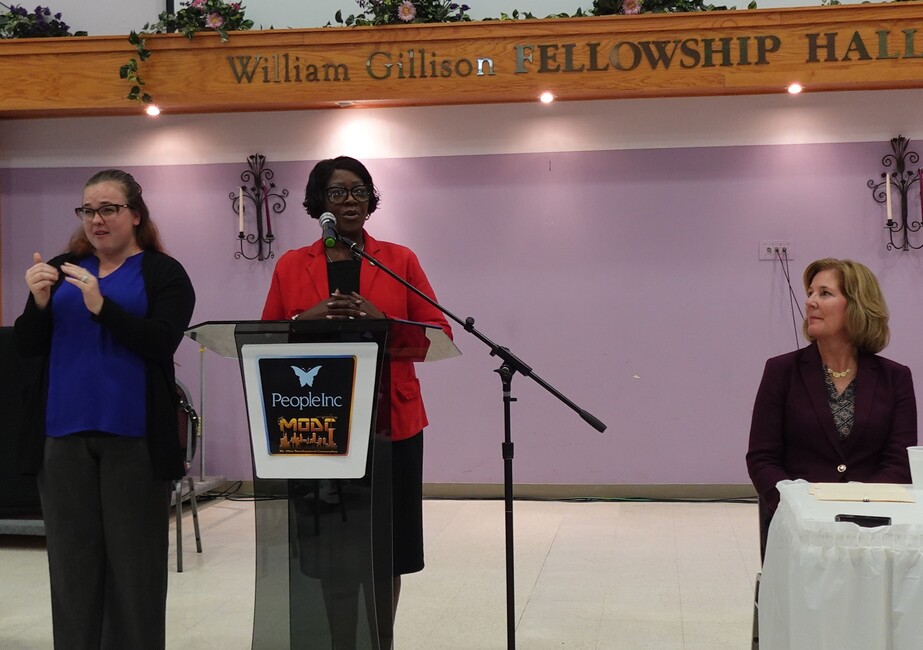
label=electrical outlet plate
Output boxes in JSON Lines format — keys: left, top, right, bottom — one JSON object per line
{"left": 758, "top": 240, "right": 793, "bottom": 261}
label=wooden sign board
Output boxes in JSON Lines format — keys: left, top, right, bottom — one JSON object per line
{"left": 1, "top": 4, "right": 922, "bottom": 118}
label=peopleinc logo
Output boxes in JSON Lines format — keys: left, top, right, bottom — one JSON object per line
{"left": 291, "top": 365, "right": 321, "bottom": 387}
{"left": 273, "top": 363, "right": 342, "bottom": 409}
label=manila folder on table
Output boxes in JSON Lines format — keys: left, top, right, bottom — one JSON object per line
{"left": 809, "top": 482, "right": 915, "bottom": 503}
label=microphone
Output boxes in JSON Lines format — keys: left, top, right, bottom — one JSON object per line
{"left": 319, "top": 212, "right": 337, "bottom": 248}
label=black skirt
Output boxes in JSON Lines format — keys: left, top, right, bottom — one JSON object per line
{"left": 392, "top": 431, "right": 424, "bottom": 575}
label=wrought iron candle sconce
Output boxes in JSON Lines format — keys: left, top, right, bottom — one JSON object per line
{"left": 868, "top": 135, "right": 922, "bottom": 252}
{"left": 231, "top": 153, "right": 288, "bottom": 261}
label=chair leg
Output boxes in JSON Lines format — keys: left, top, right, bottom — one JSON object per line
{"left": 174, "top": 479, "right": 184, "bottom": 573}
{"left": 752, "top": 571, "right": 761, "bottom": 649}
{"left": 187, "top": 476, "right": 202, "bottom": 553}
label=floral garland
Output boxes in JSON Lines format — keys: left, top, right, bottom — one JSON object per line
{"left": 143, "top": 0, "right": 253, "bottom": 41}
{"left": 334, "top": 0, "right": 472, "bottom": 26}
{"left": 333, "top": 0, "right": 754, "bottom": 24}
{"left": 121, "top": 0, "right": 254, "bottom": 105}
{"left": 0, "top": 3, "right": 85, "bottom": 38}
{"left": 496, "top": 0, "right": 757, "bottom": 18}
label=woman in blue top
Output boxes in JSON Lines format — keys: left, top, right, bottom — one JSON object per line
{"left": 15, "top": 169, "right": 195, "bottom": 650}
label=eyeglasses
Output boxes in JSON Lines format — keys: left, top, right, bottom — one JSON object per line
{"left": 74, "top": 204, "right": 131, "bottom": 221}
{"left": 325, "top": 185, "right": 371, "bottom": 204}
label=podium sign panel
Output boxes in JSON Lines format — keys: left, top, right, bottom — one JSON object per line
{"left": 240, "top": 342, "right": 379, "bottom": 479}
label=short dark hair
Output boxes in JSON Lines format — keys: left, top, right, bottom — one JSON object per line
{"left": 302, "top": 156, "right": 380, "bottom": 219}
{"left": 67, "top": 169, "right": 165, "bottom": 255}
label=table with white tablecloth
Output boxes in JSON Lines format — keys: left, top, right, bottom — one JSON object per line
{"left": 759, "top": 479, "right": 923, "bottom": 649}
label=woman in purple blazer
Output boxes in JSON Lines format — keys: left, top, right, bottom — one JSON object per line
{"left": 747, "top": 259, "right": 917, "bottom": 542}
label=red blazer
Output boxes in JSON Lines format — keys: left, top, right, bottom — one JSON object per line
{"left": 262, "top": 232, "right": 452, "bottom": 441}
{"left": 746, "top": 342, "right": 917, "bottom": 514}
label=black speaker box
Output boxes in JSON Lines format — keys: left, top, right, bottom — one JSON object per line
{"left": 0, "top": 326, "right": 42, "bottom": 517}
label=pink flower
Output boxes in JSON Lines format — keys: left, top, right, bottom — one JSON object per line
{"left": 622, "top": 0, "right": 642, "bottom": 14}
{"left": 397, "top": 0, "right": 416, "bottom": 22}
{"left": 190, "top": 0, "right": 206, "bottom": 7}
{"left": 205, "top": 12, "right": 225, "bottom": 28}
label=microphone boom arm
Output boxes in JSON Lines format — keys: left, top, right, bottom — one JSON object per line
{"left": 338, "top": 234, "right": 606, "bottom": 433}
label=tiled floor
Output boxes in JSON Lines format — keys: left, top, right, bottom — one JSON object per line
{"left": 0, "top": 497, "right": 760, "bottom": 649}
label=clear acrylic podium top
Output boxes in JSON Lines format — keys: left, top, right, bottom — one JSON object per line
{"left": 185, "top": 318, "right": 460, "bottom": 362}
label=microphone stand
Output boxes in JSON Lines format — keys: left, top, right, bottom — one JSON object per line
{"left": 339, "top": 235, "right": 607, "bottom": 650}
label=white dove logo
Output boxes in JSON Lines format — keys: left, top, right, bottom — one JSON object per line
{"left": 291, "top": 365, "right": 321, "bottom": 388}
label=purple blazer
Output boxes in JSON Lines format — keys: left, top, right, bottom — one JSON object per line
{"left": 746, "top": 342, "right": 917, "bottom": 515}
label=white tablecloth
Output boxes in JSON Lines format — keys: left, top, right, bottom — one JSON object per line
{"left": 760, "top": 480, "right": 923, "bottom": 650}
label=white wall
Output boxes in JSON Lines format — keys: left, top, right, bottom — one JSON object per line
{"left": 4, "top": 89, "right": 921, "bottom": 169}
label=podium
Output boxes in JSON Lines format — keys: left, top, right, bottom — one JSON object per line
{"left": 186, "top": 319, "right": 458, "bottom": 650}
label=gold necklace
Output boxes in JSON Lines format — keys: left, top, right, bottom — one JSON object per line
{"left": 825, "top": 366, "right": 852, "bottom": 379}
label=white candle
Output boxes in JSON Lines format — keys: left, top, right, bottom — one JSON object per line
{"left": 885, "top": 173, "right": 893, "bottom": 223}
{"left": 238, "top": 187, "right": 245, "bottom": 234}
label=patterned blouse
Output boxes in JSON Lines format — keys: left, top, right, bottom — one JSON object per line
{"left": 823, "top": 366, "right": 856, "bottom": 440}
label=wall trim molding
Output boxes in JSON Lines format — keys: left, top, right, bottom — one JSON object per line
{"left": 424, "top": 483, "right": 757, "bottom": 500}
{"left": 225, "top": 481, "right": 756, "bottom": 501}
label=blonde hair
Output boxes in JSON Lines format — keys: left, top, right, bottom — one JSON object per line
{"left": 802, "top": 258, "right": 889, "bottom": 353}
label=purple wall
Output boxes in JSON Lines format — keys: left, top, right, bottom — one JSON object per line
{"left": 4, "top": 142, "right": 921, "bottom": 484}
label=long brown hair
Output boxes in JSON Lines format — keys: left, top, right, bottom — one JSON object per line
{"left": 67, "top": 169, "right": 165, "bottom": 256}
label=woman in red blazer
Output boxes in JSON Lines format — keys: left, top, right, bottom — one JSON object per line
{"left": 262, "top": 155, "right": 452, "bottom": 618}
{"left": 747, "top": 259, "right": 916, "bottom": 549}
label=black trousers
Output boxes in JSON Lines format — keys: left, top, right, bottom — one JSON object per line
{"left": 38, "top": 434, "right": 171, "bottom": 650}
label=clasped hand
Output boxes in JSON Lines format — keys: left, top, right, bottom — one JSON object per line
{"left": 292, "top": 290, "right": 384, "bottom": 321}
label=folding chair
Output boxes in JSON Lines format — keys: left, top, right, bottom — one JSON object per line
{"left": 174, "top": 380, "right": 203, "bottom": 572}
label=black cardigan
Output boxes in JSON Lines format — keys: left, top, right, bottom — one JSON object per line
{"left": 14, "top": 250, "right": 196, "bottom": 480}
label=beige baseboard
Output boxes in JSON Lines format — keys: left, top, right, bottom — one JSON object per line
{"left": 424, "top": 483, "right": 756, "bottom": 500}
{"left": 220, "top": 481, "right": 756, "bottom": 501}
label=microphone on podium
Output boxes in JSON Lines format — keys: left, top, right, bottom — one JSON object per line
{"left": 319, "top": 212, "right": 337, "bottom": 248}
